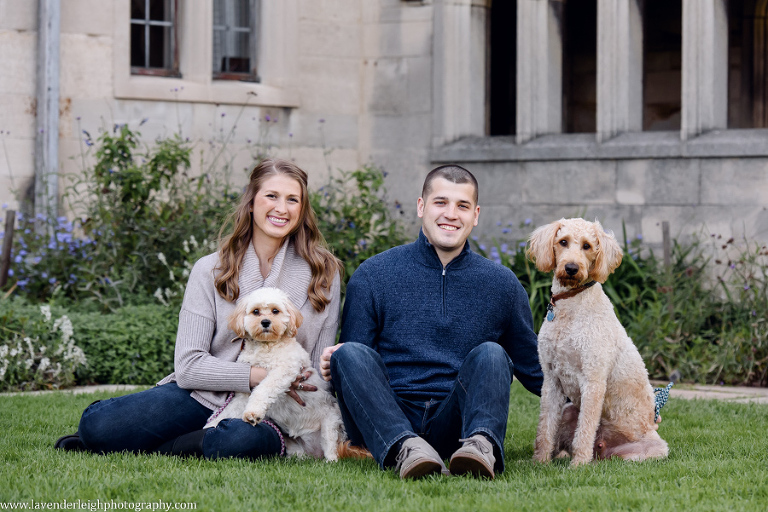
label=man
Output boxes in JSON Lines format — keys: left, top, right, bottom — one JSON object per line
{"left": 320, "top": 164, "right": 542, "bottom": 479}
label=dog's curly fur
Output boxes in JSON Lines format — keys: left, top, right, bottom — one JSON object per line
{"left": 204, "top": 287, "right": 346, "bottom": 461}
{"left": 526, "top": 218, "right": 668, "bottom": 467}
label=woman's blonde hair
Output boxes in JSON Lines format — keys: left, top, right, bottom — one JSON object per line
{"left": 214, "top": 158, "right": 342, "bottom": 312}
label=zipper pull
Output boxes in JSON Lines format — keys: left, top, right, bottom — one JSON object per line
{"left": 442, "top": 268, "right": 446, "bottom": 276}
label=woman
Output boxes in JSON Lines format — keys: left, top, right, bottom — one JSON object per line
{"left": 54, "top": 158, "right": 343, "bottom": 459}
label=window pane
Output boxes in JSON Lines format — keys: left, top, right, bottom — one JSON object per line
{"left": 149, "top": 0, "right": 172, "bottom": 22}
{"left": 130, "top": 23, "right": 146, "bottom": 67}
{"left": 149, "top": 25, "right": 173, "bottom": 68}
{"left": 131, "top": 0, "right": 146, "bottom": 20}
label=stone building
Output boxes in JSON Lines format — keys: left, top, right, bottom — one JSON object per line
{"left": 1, "top": 0, "right": 767, "bottom": 246}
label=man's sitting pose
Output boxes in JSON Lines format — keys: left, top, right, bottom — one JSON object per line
{"left": 320, "top": 164, "right": 543, "bottom": 479}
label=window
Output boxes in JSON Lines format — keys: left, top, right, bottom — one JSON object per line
{"left": 213, "top": 0, "right": 259, "bottom": 82}
{"left": 728, "top": 0, "right": 768, "bottom": 128}
{"left": 562, "top": 0, "right": 597, "bottom": 133}
{"left": 489, "top": 0, "right": 517, "bottom": 136}
{"left": 643, "top": 0, "right": 682, "bottom": 131}
{"left": 130, "top": 0, "right": 180, "bottom": 77}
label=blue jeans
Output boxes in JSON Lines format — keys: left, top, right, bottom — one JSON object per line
{"left": 330, "top": 341, "right": 512, "bottom": 472}
{"left": 78, "top": 382, "right": 282, "bottom": 459}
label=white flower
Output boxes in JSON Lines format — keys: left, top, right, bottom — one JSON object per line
{"left": 183, "top": 240, "right": 190, "bottom": 253}
{"left": 182, "top": 269, "right": 189, "bottom": 278}
{"left": 154, "top": 288, "right": 169, "bottom": 306}
{"left": 0, "top": 345, "right": 8, "bottom": 358}
{"left": 169, "top": 270, "right": 175, "bottom": 282}
{"left": 24, "top": 358, "right": 34, "bottom": 369}
{"left": 39, "top": 346, "right": 46, "bottom": 353}
{"left": 38, "top": 357, "right": 50, "bottom": 373}
{"left": 189, "top": 235, "right": 199, "bottom": 249}
{"left": 40, "top": 305, "right": 52, "bottom": 322}
{"left": 59, "top": 316, "right": 74, "bottom": 344}
{"left": 10, "top": 348, "right": 18, "bottom": 357}
{"left": 157, "top": 252, "right": 168, "bottom": 266}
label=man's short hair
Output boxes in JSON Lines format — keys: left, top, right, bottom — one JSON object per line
{"left": 421, "top": 164, "right": 479, "bottom": 205}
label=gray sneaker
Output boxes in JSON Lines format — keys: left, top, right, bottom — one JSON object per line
{"left": 449, "top": 434, "right": 496, "bottom": 479}
{"left": 395, "top": 437, "right": 448, "bottom": 479}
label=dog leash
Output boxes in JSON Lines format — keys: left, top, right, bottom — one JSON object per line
{"left": 546, "top": 280, "right": 598, "bottom": 321}
{"left": 654, "top": 382, "right": 674, "bottom": 423}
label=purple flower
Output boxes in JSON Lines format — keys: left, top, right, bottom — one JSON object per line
{"left": 265, "top": 115, "right": 271, "bottom": 122}
{"left": 524, "top": 218, "right": 532, "bottom": 225}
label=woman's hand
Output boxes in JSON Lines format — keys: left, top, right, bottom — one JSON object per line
{"left": 320, "top": 343, "right": 344, "bottom": 381}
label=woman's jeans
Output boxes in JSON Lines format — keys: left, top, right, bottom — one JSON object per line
{"left": 77, "top": 382, "right": 282, "bottom": 459}
{"left": 330, "top": 341, "right": 512, "bottom": 472}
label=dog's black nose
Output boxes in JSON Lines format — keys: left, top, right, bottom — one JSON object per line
{"left": 261, "top": 319, "right": 271, "bottom": 328}
{"left": 565, "top": 263, "right": 579, "bottom": 276}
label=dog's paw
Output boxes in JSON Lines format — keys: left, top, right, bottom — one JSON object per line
{"left": 569, "top": 456, "right": 591, "bottom": 468}
{"left": 532, "top": 450, "right": 551, "bottom": 464}
{"left": 242, "top": 410, "right": 265, "bottom": 426}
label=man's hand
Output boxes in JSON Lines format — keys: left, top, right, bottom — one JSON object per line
{"left": 249, "top": 366, "right": 317, "bottom": 406}
{"left": 320, "top": 344, "right": 344, "bottom": 381}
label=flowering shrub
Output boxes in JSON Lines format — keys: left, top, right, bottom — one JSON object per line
{"left": 0, "top": 302, "right": 87, "bottom": 391}
{"left": 8, "top": 123, "right": 235, "bottom": 310}
{"left": 310, "top": 164, "right": 410, "bottom": 287}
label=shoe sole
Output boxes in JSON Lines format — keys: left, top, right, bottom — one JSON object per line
{"left": 54, "top": 434, "right": 84, "bottom": 451}
{"left": 401, "top": 459, "right": 444, "bottom": 479}
{"left": 449, "top": 454, "right": 494, "bottom": 479}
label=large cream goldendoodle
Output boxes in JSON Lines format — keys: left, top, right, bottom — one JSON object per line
{"left": 205, "top": 287, "right": 345, "bottom": 461}
{"left": 526, "top": 218, "right": 668, "bottom": 467}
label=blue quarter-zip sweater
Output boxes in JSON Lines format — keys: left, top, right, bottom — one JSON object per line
{"left": 339, "top": 230, "right": 543, "bottom": 401}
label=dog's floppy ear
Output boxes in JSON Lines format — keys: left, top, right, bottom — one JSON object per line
{"left": 284, "top": 298, "right": 304, "bottom": 339}
{"left": 526, "top": 220, "right": 562, "bottom": 272}
{"left": 591, "top": 221, "right": 623, "bottom": 283}
{"left": 228, "top": 299, "right": 249, "bottom": 338}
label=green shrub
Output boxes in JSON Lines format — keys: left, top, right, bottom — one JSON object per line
{"left": 68, "top": 304, "right": 177, "bottom": 385}
{"left": 0, "top": 298, "right": 87, "bottom": 391}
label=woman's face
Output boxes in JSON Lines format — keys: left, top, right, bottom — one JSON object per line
{"left": 251, "top": 174, "right": 303, "bottom": 244}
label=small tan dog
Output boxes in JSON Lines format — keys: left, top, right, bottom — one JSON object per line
{"left": 526, "top": 218, "right": 668, "bottom": 467}
{"left": 204, "top": 287, "right": 346, "bottom": 461}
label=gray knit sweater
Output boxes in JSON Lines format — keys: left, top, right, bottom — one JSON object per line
{"left": 157, "top": 240, "right": 341, "bottom": 410}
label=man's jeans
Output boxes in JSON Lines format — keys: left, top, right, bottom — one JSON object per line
{"left": 330, "top": 341, "right": 512, "bottom": 472}
{"left": 78, "top": 382, "right": 282, "bottom": 459}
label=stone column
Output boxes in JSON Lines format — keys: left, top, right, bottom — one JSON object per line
{"left": 681, "top": 0, "right": 728, "bottom": 140}
{"left": 596, "top": 0, "right": 643, "bottom": 142}
{"left": 432, "top": 0, "right": 489, "bottom": 146}
{"left": 516, "top": 0, "right": 563, "bottom": 144}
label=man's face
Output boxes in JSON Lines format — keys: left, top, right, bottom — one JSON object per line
{"left": 417, "top": 177, "right": 480, "bottom": 264}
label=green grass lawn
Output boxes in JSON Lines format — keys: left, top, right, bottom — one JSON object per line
{"left": 1, "top": 381, "right": 766, "bottom": 511}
